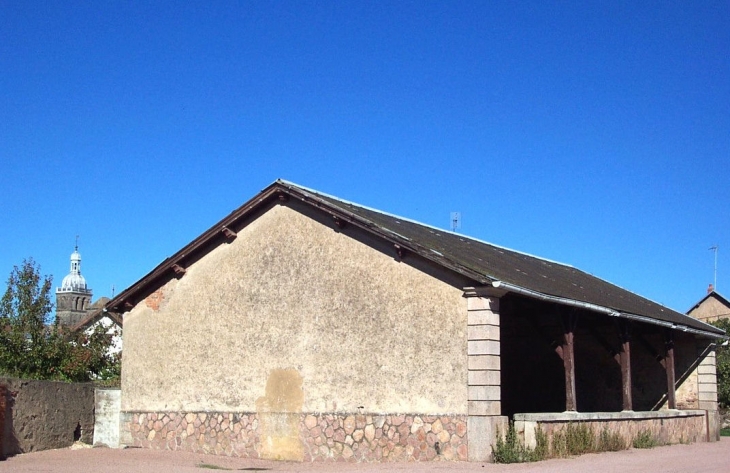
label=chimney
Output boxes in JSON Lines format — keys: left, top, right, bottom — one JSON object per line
{"left": 708, "top": 283, "right": 714, "bottom": 294}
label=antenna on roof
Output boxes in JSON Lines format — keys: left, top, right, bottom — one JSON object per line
{"left": 710, "top": 245, "right": 718, "bottom": 291}
{"left": 450, "top": 212, "right": 461, "bottom": 232}
{"left": 111, "top": 284, "right": 115, "bottom": 298}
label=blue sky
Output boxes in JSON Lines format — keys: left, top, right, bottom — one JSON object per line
{"left": 1, "top": 1, "right": 728, "bottom": 313}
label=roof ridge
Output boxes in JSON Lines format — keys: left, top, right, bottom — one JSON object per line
{"left": 277, "top": 179, "right": 577, "bottom": 268}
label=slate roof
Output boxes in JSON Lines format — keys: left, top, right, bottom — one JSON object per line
{"left": 106, "top": 179, "right": 724, "bottom": 338}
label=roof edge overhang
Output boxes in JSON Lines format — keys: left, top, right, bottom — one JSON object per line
{"left": 492, "top": 280, "right": 727, "bottom": 340}
{"left": 105, "top": 181, "right": 291, "bottom": 313}
{"left": 105, "top": 179, "right": 492, "bottom": 314}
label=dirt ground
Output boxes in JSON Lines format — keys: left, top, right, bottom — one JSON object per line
{"left": 1, "top": 439, "right": 729, "bottom": 473}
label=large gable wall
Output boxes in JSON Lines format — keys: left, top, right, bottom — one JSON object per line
{"left": 121, "top": 202, "right": 468, "bottom": 415}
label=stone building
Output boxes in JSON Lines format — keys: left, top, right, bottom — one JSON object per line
{"left": 105, "top": 180, "right": 726, "bottom": 462}
{"left": 688, "top": 287, "right": 730, "bottom": 323}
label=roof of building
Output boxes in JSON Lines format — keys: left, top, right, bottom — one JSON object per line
{"left": 687, "top": 291, "right": 730, "bottom": 314}
{"left": 105, "top": 179, "right": 724, "bottom": 338}
{"left": 70, "top": 304, "right": 123, "bottom": 333}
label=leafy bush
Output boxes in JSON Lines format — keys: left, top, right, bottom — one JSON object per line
{"left": 0, "top": 259, "right": 119, "bottom": 383}
{"left": 552, "top": 423, "right": 597, "bottom": 457}
{"left": 493, "top": 422, "right": 545, "bottom": 463}
{"left": 597, "top": 426, "right": 626, "bottom": 451}
{"left": 493, "top": 421, "right": 674, "bottom": 462}
{"left": 632, "top": 429, "right": 658, "bottom": 449}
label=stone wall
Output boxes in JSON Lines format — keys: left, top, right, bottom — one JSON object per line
{"left": 0, "top": 378, "right": 94, "bottom": 456}
{"left": 515, "top": 410, "right": 708, "bottom": 449}
{"left": 123, "top": 411, "right": 468, "bottom": 462}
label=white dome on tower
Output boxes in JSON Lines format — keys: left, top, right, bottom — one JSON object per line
{"left": 58, "top": 248, "right": 90, "bottom": 293}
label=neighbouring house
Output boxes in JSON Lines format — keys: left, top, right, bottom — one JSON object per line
{"left": 105, "top": 180, "right": 726, "bottom": 462}
{"left": 688, "top": 286, "right": 730, "bottom": 324}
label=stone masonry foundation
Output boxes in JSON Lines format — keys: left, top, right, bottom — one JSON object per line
{"left": 124, "top": 411, "right": 468, "bottom": 462}
{"left": 515, "top": 410, "right": 709, "bottom": 449}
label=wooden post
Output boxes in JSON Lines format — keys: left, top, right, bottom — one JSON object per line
{"left": 665, "top": 330, "right": 676, "bottom": 409}
{"left": 561, "top": 313, "right": 578, "bottom": 412}
{"left": 619, "top": 321, "right": 633, "bottom": 411}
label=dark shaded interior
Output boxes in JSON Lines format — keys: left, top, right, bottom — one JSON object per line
{"left": 500, "top": 294, "right": 711, "bottom": 417}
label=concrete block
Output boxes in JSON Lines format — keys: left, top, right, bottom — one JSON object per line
{"left": 514, "top": 420, "right": 537, "bottom": 449}
{"left": 468, "top": 370, "right": 500, "bottom": 386}
{"left": 468, "top": 325, "right": 500, "bottom": 341}
{"left": 468, "top": 340, "right": 500, "bottom": 356}
{"left": 707, "top": 410, "right": 721, "bottom": 441}
{"left": 468, "top": 400, "right": 502, "bottom": 417}
{"left": 699, "top": 390, "right": 718, "bottom": 402}
{"left": 467, "top": 415, "right": 508, "bottom": 462}
{"left": 468, "top": 311, "right": 500, "bottom": 326}
{"left": 467, "top": 297, "right": 499, "bottom": 312}
{"left": 699, "top": 400, "right": 719, "bottom": 412}
{"left": 93, "top": 388, "right": 121, "bottom": 448}
{"left": 468, "top": 385, "right": 501, "bottom": 401}
{"left": 468, "top": 355, "right": 500, "bottom": 371}
{"left": 698, "top": 373, "right": 717, "bottom": 385}
{"left": 698, "top": 383, "right": 718, "bottom": 395}
{"left": 698, "top": 363, "right": 717, "bottom": 374}
{"left": 118, "top": 412, "right": 135, "bottom": 447}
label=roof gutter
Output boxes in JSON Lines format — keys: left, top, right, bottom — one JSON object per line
{"left": 491, "top": 280, "right": 726, "bottom": 339}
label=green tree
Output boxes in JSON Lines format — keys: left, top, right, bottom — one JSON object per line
{"left": 0, "top": 258, "right": 119, "bottom": 383}
{"left": 710, "top": 318, "right": 730, "bottom": 408}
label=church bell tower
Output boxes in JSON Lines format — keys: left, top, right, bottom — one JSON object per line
{"left": 55, "top": 244, "right": 93, "bottom": 327}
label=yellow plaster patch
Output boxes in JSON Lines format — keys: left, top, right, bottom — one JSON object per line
{"left": 255, "top": 368, "right": 304, "bottom": 461}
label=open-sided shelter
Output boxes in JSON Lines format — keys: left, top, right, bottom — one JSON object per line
{"left": 106, "top": 180, "right": 725, "bottom": 462}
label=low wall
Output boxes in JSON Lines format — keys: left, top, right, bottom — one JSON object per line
{"left": 121, "top": 411, "right": 468, "bottom": 462}
{"left": 93, "top": 388, "right": 121, "bottom": 448}
{"left": 0, "top": 378, "right": 95, "bottom": 456}
{"left": 514, "top": 410, "right": 708, "bottom": 449}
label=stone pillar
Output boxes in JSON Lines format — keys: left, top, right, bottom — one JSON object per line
{"left": 697, "top": 347, "right": 720, "bottom": 441}
{"left": 464, "top": 287, "right": 508, "bottom": 462}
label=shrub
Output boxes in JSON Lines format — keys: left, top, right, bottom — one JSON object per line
{"left": 632, "top": 429, "right": 657, "bottom": 449}
{"left": 552, "top": 423, "right": 596, "bottom": 457}
{"left": 597, "top": 427, "right": 626, "bottom": 451}
{"left": 493, "top": 422, "right": 545, "bottom": 463}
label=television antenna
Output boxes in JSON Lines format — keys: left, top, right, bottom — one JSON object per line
{"left": 450, "top": 212, "right": 461, "bottom": 232}
{"left": 710, "top": 245, "right": 718, "bottom": 290}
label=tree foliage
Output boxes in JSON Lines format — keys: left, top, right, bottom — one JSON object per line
{"left": 0, "top": 258, "right": 120, "bottom": 383}
{"left": 710, "top": 318, "right": 730, "bottom": 409}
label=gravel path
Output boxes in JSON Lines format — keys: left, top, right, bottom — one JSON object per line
{"left": 1, "top": 438, "right": 729, "bottom": 473}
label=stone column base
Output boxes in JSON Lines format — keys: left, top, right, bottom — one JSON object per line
{"left": 467, "top": 415, "right": 508, "bottom": 461}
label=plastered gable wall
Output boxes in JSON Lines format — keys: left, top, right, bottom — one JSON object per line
{"left": 689, "top": 296, "right": 730, "bottom": 322}
{"left": 122, "top": 202, "right": 468, "bottom": 415}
